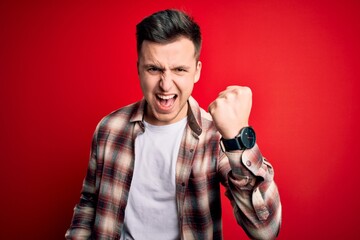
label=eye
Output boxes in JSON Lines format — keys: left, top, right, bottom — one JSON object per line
{"left": 147, "top": 67, "right": 161, "bottom": 73}
{"left": 174, "top": 67, "right": 187, "bottom": 73}
{"left": 173, "top": 67, "right": 188, "bottom": 76}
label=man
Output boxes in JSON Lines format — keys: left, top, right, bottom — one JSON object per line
{"left": 66, "top": 9, "right": 281, "bottom": 240}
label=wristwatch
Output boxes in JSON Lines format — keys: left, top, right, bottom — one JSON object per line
{"left": 221, "top": 126, "right": 256, "bottom": 151}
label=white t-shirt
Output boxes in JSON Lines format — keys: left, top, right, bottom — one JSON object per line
{"left": 122, "top": 117, "right": 187, "bottom": 240}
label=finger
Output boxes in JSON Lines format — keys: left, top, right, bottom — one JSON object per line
{"left": 218, "top": 88, "right": 238, "bottom": 99}
{"left": 226, "top": 85, "right": 241, "bottom": 90}
{"left": 218, "top": 85, "right": 244, "bottom": 96}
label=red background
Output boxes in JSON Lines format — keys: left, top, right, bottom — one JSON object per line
{"left": 1, "top": 0, "right": 359, "bottom": 239}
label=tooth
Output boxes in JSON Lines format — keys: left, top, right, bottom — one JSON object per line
{"left": 158, "top": 95, "right": 175, "bottom": 100}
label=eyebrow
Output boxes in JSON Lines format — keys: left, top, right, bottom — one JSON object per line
{"left": 143, "top": 64, "right": 165, "bottom": 70}
{"left": 171, "top": 65, "right": 190, "bottom": 70}
{"left": 142, "top": 63, "right": 191, "bottom": 71}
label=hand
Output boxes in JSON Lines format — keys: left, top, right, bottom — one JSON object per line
{"left": 208, "top": 86, "right": 252, "bottom": 139}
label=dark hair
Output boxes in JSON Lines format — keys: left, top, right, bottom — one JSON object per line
{"left": 136, "top": 9, "right": 202, "bottom": 60}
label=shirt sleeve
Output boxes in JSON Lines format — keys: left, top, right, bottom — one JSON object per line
{"left": 221, "top": 144, "right": 282, "bottom": 240}
{"left": 65, "top": 128, "right": 101, "bottom": 239}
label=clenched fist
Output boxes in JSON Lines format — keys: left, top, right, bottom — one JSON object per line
{"left": 208, "top": 86, "right": 252, "bottom": 139}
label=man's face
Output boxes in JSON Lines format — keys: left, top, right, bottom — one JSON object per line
{"left": 137, "top": 37, "right": 202, "bottom": 125}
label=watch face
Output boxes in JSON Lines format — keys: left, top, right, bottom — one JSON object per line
{"left": 241, "top": 127, "right": 256, "bottom": 149}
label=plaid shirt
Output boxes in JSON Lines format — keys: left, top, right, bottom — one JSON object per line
{"left": 66, "top": 97, "right": 281, "bottom": 240}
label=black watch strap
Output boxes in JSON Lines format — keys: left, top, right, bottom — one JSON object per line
{"left": 220, "top": 126, "right": 256, "bottom": 152}
{"left": 221, "top": 137, "right": 245, "bottom": 151}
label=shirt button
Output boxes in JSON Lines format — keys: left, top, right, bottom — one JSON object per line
{"left": 181, "top": 182, "right": 186, "bottom": 187}
{"left": 246, "top": 160, "right": 251, "bottom": 167}
{"left": 190, "top": 149, "right": 194, "bottom": 153}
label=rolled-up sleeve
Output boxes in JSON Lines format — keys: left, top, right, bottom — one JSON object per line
{"left": 223, "top": 144, "right": 282, "bottom": 239}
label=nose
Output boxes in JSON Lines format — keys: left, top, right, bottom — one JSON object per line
{"left": 159, "top": 71, "right": 173, "bottom": 92}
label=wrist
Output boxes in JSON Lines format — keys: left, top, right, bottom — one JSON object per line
{"left": 221, "top": 123, "right": 249, "bottom": 139}
{"left": 220, "top": 126, "right": 256, "bottom": 152}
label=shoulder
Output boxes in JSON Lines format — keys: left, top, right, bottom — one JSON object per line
{"left": 199, "top": 107, "right": 219, "bottom": 136}
{"left": 96, "top": 100, "right": 144, "bottom": 133}
{"left": 188, "top": 96, "right": 217, "bottom": 133}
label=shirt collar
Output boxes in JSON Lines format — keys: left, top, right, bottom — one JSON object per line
{"left": 187, "top": 96, "right": 203, "bottom": 136}
{"left": 129, "top": 96, "right": 203, "bottom": 136}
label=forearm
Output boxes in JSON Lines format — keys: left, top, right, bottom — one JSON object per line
{"left": 65, "top": 205, "right": 94, "bottom": 239}
{"left": 66, "top": 141, "right": 99, "bottom": 239}
{"left": 65, "top": 186, "right": 97, "bottom": 239}
{"left": 225, "top": 145, "right": 282, "bottom": 239}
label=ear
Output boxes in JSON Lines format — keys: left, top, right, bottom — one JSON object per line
{"left": 194, "top": 60, "right": 202, "bottom": 83}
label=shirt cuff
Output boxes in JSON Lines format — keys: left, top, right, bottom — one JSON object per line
{"left": 225, "top": 144, "right": 263, "bottom": 178}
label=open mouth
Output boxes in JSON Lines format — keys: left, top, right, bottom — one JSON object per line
{"left": 156, "top": 94, "right": 177, "bottom": 109}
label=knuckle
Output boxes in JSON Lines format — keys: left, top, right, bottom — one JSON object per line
{"left": 238, "top": 86, "right": 252, "bottom": 97}
{"left": 243, "top": 86, "right": 252, "bottom": 95}
{"left": 244, "top": 87, "right": 252, "bottom": 94}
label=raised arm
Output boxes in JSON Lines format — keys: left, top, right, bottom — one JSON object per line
{"left": 209, "top": 86, "right": 282, "bottom": 239}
